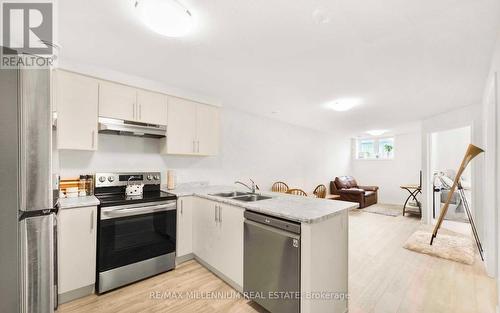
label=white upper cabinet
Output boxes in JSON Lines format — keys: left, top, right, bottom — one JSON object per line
{"left": 196, "top": 103, "right": 219, "bottom": 156}
{"left": 136, "top": 89, "right": 167, "bottom": 125}
{"left": 98, "top": 81, "right": 136, "bottom": 121}
{"left": 99, "top": 82, "right": 168, "bottom": 125}
{"left": 54, "top": 69, "right": 217, "bottom": 153}
{"left": 161, "top": 97, "right": 219, "bottom": 156}
{"left": 162, "top": 96, "right": 197, "bottom": 155}
{"left": 55, "top": 70, "right": 98, "bottom": 151}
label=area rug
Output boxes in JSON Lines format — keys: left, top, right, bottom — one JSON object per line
{"left": 403, "top": 228, "right": 474, "bottom": 265}
{"left": 362, "top": 204, "right": 402, "bottom": 217}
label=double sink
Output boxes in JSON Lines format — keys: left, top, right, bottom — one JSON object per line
{"left": 210, "top": 191, "right": 272, "bottom": 202}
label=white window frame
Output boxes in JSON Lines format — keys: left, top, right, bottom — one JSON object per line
{"left": 355, "top": 136, "right": 395, "bottom": 160}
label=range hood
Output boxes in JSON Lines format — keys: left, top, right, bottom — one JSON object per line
{"left": 98, "top": 117, "right": 166, "bottom": 138}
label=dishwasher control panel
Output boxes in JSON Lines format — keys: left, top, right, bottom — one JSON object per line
{"left": 244, "top": 210, "right": 301, "bottom": 234}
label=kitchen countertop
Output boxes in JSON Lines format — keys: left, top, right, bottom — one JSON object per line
{"left": 162, "top": 183, "right": 356, "bottom": 223}
{"left": 58, "top": 195, "right": 100, "bottom": 209}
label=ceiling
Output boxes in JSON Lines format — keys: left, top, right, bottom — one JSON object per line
{"left": 57, "top": 0, "right": 500, "bottom": 134}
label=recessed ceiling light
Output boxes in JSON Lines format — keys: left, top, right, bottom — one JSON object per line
{"left": 366, "top": 129, "right": 387, "bottom": 136}
{"left": 135, "top": 0, "right": 193, "bottom": 37}
{"left": 325, "top": 98, "right": 361, "bottom": 112}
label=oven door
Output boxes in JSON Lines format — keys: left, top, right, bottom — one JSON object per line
{"left": 98, "top": 200, "right": 177, "bottom": 273}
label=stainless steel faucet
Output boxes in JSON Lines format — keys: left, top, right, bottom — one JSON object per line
{"left": 235, "top": 179, "right": 258, "bottom": 194}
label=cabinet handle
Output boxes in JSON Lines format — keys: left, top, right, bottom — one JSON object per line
{"left": 214, "top": 205, "right": 218, "bottom": 222}
{"left": 91, "top": 130, "right": 95, "bottom": 149}
{"left": 193, "top": 140, "right": 196, "bottom": 153}
{"left": 219, "top": 206, "right": 222, "bottom": 223}
{"left": 90, "top": 210, "right": 94, "bottom": 231}
{"left": 180, "top": 200, "right": 183, "bottom": 215}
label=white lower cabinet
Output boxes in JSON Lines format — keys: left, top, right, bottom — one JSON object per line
{"left": 57, "top": 206, "right": 97, "bottom": 301}
{"left": 192, "top": 198, "right": 220, "bottom": 267}
{"left": 192, "top": 198, "right": 244, "bottom": 287}
{"left": 177, "top": 197, "right": 194, "bottom": 258}
{"left": 217, "top": 202, "right": 244, "bottom": 286}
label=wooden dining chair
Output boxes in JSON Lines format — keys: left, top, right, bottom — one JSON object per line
{"left": 313, "top": 184, "right": 327, "bottom": 198}
{"left": 271, "top": 181, "right": 289, "bottom": 193}
{"left": 287, "top": 189, "right": 308, "bottom": 196}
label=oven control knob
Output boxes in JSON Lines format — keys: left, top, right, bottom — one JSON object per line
{"left": 108, "top": 176, "right": 115, "bottom": 182}
{"left": 154, "top": 175, "right": 160, "bottom": 180}
{"left": 99, "top": 176, "right": 106, "bottom": 183}
{"left": 147, "top": 175, "right": 152, "bottom": 180}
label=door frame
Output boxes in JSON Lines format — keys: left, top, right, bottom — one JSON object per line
{"left": 426, "top": 125, "right": 473, "bottom": 233}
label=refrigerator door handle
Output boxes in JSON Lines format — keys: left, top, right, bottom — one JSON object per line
{"left": 53, "top": 214, "right": 58, "bottom": 310}
{"left": 18, "top": 67, "right": 27, "bottom": 211}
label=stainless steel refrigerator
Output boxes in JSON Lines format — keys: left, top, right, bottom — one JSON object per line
{"left": 0, "top": 50, "right": 57, "bottom": 313}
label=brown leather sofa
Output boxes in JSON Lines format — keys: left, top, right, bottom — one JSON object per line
{"left": 330, "top": 176, "right": 378, "bottom": 208}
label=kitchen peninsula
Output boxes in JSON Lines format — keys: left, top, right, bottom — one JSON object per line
{"left": 164, "top": 184, "right": 354, "bottom": 313}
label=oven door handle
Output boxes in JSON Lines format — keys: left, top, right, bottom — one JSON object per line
{"left": 101, "top": 202, "right": 176, "bottom": 220}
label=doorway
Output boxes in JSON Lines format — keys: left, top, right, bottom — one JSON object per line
{"left": 429, "top": 125, "right": 472, "bottom": 234}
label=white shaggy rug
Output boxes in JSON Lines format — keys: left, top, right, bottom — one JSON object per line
{"left": 403, "top": 229, "right": 475, "bottom": 265}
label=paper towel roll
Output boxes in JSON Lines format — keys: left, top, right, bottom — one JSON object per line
{"left": 167, "top": 170, "right": 176, "bottom": 190}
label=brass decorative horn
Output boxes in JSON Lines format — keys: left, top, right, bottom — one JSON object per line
{"left": 430, "top": 144, "right": 484, "bottom": 245}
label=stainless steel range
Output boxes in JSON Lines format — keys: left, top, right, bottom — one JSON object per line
{"left": 94, "top": 172, "right": 177, "bottom": 294}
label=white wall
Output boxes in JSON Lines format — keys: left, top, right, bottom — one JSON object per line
{"left": 480, "top": 32, "right": 500, "bottom": 284}
{"left": 351, "top": 131, "right": 422, "bottom": 204}
{"left": 58, "top": 107, "right": 352, "bottom": 194}
{"left": 430, "top": 126, "right": 472, "bottom": 183}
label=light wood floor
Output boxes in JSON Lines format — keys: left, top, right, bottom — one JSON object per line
{"left": 58, "top": 210, "right": 497, "bottom": 313}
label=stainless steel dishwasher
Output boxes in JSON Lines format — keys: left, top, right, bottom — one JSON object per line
{"left": 244, "top": 210, "right": 301, "bottom": 313}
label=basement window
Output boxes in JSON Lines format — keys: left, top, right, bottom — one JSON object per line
{"left": 356, "top": 137, "right": 394, "bottom": 160}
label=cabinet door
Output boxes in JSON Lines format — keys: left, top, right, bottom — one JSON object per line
{"left": 57, "top": 206, "right": 97, "bottom": 294}
{"left": 196, "top": 104, "right": 219, "bottom": 156}
{"left": 98, "top": 81, "right": 137, "bottom": 121}
{"left": 192, "top": 198, "right": 219, "bottom": 266}
{"left": 217, "top": 204, "right": 244, "bottom": 286}
{"left": 137, "top": 90, "right": 167, "bottom": 125}
{"left": 177, "top": 197, "right": 193, "bottom": 258}
{"left": 55, "top": 71, "right": 98, "bottom": 150}
{"left": 162, "top": 96, "right": 197, "bottom": 155}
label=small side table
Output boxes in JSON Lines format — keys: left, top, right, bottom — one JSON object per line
{"left": 400, "top": 185, "right": 422, "bottom": 216}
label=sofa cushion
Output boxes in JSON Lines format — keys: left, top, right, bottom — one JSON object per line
{"left": 347, "top": 176, "right": 358, "bottom": 188}
{"left": 335, "top": 177, "right": 350, "bottom": 189}
{"left": 335, "top": 176, "right": 358, "bottom": 189}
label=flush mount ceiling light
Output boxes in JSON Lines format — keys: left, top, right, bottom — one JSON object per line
{"left": 325, "top": 98, "right": 362, "bottom": 112}
{"left": 135, "top": 0, "right": 193, "bottom": 37}
{"left": 366, "top": 129, "right": 387, "bottom": 136}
